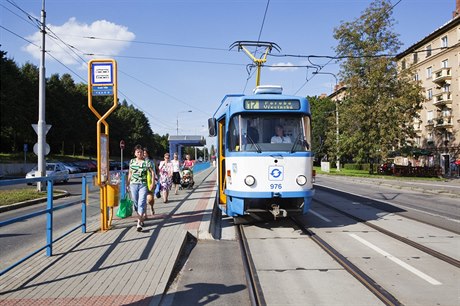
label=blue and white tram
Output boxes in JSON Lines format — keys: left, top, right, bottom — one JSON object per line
{"left": 208, "top": 85, "right": 315, "bottom": 220}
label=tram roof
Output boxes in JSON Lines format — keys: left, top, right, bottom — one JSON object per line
{"left": 213, "top": 92, "right": 310, "bottom": 119}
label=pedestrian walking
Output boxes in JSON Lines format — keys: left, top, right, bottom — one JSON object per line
{"left": 183, "top": 154, "right": 195, "bottom": 172}
{"left": 143, "top": 147, "right": 157, "bottom": 216}
{"left": 127, "top": 145, "right": 155, "bottom": 231}
{"left": 171, "top": 152, "right": 181, "bottom": 195}
{"left": 159, "top": 152, "right": 173, "bottom": 203}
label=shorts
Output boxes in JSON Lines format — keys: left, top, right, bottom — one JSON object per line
{"left": 172, "top": 171, "right": 181, "bottom": 184}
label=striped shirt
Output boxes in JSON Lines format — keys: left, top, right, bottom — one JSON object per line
{"left": 129, "top": 158, "right": 153, "bottom": 184}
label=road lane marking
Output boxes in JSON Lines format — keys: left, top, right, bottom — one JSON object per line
{"left": 349, "top": 233, "right": 442, "bottom": 285}
{"left": 310, "top": 209, "right": 331, "bottom": 222}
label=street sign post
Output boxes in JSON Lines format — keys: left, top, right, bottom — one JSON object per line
{"left": 120, "top": 140, "right": 125, "bottom": 171}
{"left": 88, "top": 59, "right": 118, "bottom": 231}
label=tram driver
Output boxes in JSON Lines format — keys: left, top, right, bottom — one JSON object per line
{"left": 270, "top": 125, "right": 291, "bottom": 143}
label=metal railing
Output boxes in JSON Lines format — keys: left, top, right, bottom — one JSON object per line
{"left": 0, "top": 173, "right": 96, "bottom": 276}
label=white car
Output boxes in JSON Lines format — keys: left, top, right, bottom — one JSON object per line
{"left": 25, "top": 162, "right": 70, "bottom": 184}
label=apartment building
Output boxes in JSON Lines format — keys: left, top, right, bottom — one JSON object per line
{"left": 396, "top": 6, "right": 459, "bottom": 175}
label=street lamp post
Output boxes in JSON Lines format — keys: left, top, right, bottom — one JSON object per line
{"left": 176, "top": 110, "right": 192, "bottom": 135}
{"left": 313, "top": 71, "right": 340, "bottom": 171}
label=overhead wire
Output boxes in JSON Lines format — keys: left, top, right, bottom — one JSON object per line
{"left": 242, "top": 0, "right": 271, "bottom": 93}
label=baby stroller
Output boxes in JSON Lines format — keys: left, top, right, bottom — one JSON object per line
{"left": 179, "top": 167, "right": 194, "bottom": 189}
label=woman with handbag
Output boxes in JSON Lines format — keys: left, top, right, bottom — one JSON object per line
{"left": 127, "top": 145, "right": 155, "bottom": 232}
{"left": 159, "top": 153, "right": 173, "bottom": 203}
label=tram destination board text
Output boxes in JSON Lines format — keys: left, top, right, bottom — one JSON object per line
{"left": 244, "top": 99, "right": 301, "bottom": 110}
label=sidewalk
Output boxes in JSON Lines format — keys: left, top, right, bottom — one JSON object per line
{"left": 0, "top": 167, "right": 219, "bottom": 306}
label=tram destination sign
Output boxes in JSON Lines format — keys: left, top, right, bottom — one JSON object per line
{"left": 244, "top": 99, "right": 300, "bottom": 110}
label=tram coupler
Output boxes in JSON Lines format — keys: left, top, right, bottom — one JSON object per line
{"left": 270, "top": 204, "right": 287, "bottom": 220}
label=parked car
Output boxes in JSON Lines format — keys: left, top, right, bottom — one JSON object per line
{"left": 25, "top": 162, "right": 70, "bottom": 184}
{"left": 62, "top": 162, "right": 82, "bottom": 174}
{"left": 74, "top": 160, "right": 97, "bottom": 172}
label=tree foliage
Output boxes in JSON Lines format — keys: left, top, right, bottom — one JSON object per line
{"left": 309, "top": 95, "right": 335, "bottom": 162}
{"left": 332, "top": 0, "right": 424, "bottom": 163}
{"left": 0, "top": 51, "right": 169, "bottom": 159}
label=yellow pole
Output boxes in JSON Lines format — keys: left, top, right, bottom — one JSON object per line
{"left": 88, "top": 59, "right": 118, "bottom": 232}
{"left": 239, "top": 45, "right": 271, "bottom": 87}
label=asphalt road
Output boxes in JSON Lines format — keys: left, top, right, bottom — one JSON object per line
{"left": 0, "top": 178, "right": 101, "bottom": 271}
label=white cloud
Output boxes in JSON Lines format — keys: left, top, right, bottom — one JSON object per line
{"left": 268, "top": 62, "right": 298, "bottom": 72}
{"left": 24, "top": 17, "right": 135, "bottom": 66}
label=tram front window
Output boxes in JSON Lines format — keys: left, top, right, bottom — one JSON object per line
{"left": 228, "top": 114, "right": 311, "bottom": 152}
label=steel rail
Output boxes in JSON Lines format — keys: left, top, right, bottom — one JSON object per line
{"left": 314, "top": 198, "right": 460, "bottom": 268}
{"left": 291, "top": 217, "right": 402, "bottom": 306}
{"left": 237, "top": 225, "right": 266, "bottom": 306}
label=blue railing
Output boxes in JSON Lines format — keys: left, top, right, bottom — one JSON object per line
{"left": 0, "top": 163, "right": 211, "bottom": 276}
{"left": 191, "top": 161, "right": 211, "bottom": 174}
{"left": 0, "top": 173, "right": 96, "bottom": 276}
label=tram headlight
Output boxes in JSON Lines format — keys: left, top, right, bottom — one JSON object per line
{"left": 244, "top": 175, "right": 256, "bottom": 186}
{"left": 296, "top": 175, "right": 307, "bottom": 186}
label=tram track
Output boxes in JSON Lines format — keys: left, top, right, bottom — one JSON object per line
{"left": 289, "top": 217, "right": 402, "bottom": 306}
{"left": 237, "top": 217, "right": 401, "bottom": 306}
{"left": 313, "top": 198, "right": 460, "bottom": 269}
{"left": 237, "top": 224, "right": 266, "bottom": 306}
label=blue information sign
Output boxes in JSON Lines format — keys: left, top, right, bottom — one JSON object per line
{"left": 92, "top": 85, "right": 114, "bottom": 96}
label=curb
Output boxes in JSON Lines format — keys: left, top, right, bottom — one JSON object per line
{"left": 0, "top": 190, "right": 71, "bottom": 213}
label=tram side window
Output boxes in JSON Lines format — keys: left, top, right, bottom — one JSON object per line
{"left": 228, "top": 115, "right": 240, "bottom": 151}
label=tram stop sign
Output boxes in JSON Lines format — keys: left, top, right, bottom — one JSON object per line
{"left": 120, "top": 140, "right": 125, "bottom": 150}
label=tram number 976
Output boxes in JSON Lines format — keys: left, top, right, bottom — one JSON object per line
{"left": 270, "top": 183, "right": 282, "bottom": 190}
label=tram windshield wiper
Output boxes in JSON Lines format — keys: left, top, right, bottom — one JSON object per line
{"left": 290, "top": 134, "right": 309, "bottom": 153}
{"left": 245, "top": 133, "right": 262, "bottom": 153}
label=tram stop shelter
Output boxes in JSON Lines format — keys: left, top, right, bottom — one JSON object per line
{"left": 168, "top": 135, "right": 206, "bottom": 160}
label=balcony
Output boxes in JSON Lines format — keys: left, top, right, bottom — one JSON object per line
{"left": 432, "top": 67, "right": 451, "bottom": 84}
{"left": 425, "top": 119, "right": 434, "bottom": 129}
{"left": 434, "top": 116, "right": 453, "bottom": 129}
{"left": 433, "top": 92, "right": 453, "bottom": 107}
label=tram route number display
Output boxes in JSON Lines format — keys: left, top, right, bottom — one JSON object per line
{"left": 244, "top": 99, "right": 301, "bottom": 110}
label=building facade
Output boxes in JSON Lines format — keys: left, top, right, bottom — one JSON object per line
{"left": 396, "top": 8, "right": 459, "bottom": 175}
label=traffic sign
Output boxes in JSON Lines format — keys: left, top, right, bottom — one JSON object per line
{"left": 32, "top": 124, "right": 52, "bottom": 135}
{"left": 33, "top": 143, "right": 50, "bottom": 156}
{"left": 120, "top": 140, "right": 125, "bottom": 149}
{"left": 92, "top": 62, "right": 113, "bottom": 84}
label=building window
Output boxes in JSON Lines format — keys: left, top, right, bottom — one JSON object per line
{"left": 427, "top": 110, "right": 433, "bottom": 123}
{"left": 443, "top": 83, "right": 450, "bottom": 93}
{"left": 426, "top": 66, "right": 432, "bottom": 78}
{"left": 413, "top": 52, "right": 418, "bottom": 64}
{"left": 442, "top": 59, "right": 449, "bottom": 68}
{"left": 414, "top": 73, "right": 419, "bottom": 81}
{"left": 427, "top": 89, "right": 433, "bottom": 100}
{"left": 441, "top": 36, "right": 448, "bottom": 48}
{"left": 401, "top": 59, "right": 406, "bottom": 70}
{"left": 426, "top": 45, "right": 432, "bottom": 57}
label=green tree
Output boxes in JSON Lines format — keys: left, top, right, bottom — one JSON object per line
{"left": 333, "top": 0, "right": 423, "bottom": 165}
{"left": 309, "top": 95, "right": 335, "bottom": 163}
{"left": 0, "top": 49, "right": 175, "bottom": 159}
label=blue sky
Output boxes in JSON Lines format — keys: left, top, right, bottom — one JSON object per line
{"left": 1, "top": 0, "right": 456, "bottom": 142}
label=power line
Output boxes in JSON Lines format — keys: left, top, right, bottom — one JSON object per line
{"left": 83, "top": 53, "right": 245, "bottom": 66}
{"left": 243, "top": 0, "right": 272, "bottom": 92}
{"left": 78, "top": 35, "right": 230, "bottom": 52}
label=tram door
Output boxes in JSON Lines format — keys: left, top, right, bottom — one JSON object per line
{"left": 218, "top": 118, "right": 227, "bottom": 205}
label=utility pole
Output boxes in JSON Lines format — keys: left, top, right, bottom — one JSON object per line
{"left": 37, "top": 0, "right": 47, "bottom": 191}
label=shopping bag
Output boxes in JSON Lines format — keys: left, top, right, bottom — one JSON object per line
{"left": 155, "top": 181, "right": 161, "bottom": 198}
{"left": 116, "top": 193, "right": 133, "bottom": 219}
